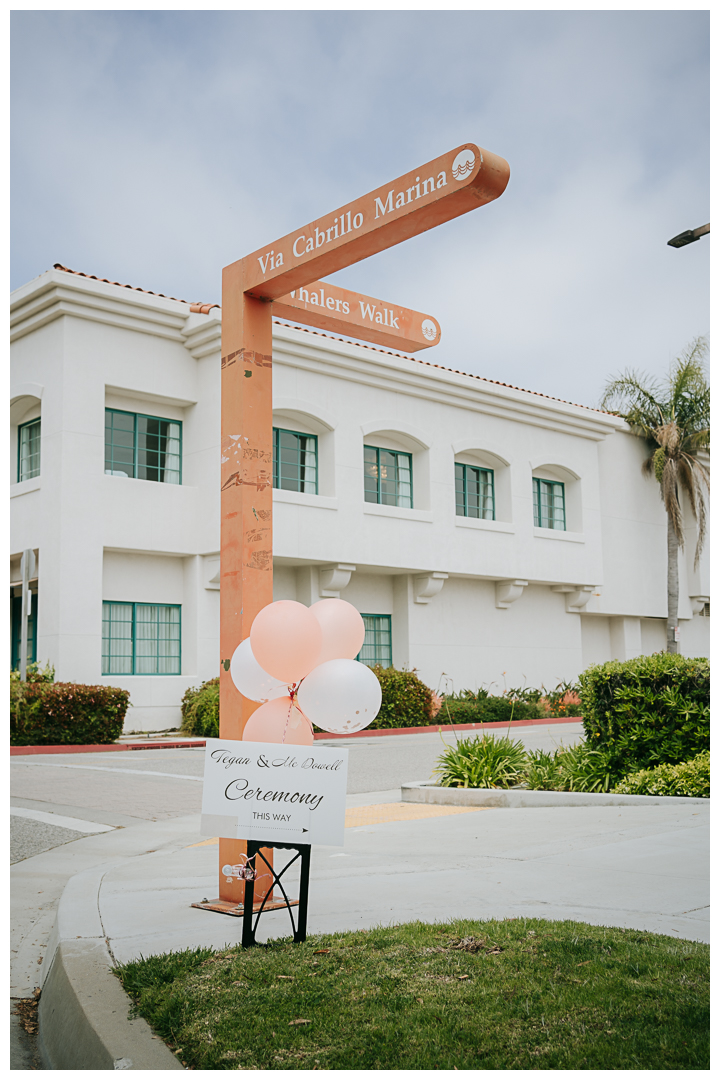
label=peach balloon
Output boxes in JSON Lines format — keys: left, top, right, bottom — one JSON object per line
{"left": 250, "top": 600, "right": 322, "bottom": 685}
{"left": 311, "top": 598, "right": 366, "bottom": 666}
{"left": 241, "top": 696, "right": 314, "bottom": 745}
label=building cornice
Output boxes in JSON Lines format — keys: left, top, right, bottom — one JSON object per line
{"left": 10, "top": 269, "right": 194, "bottom": 344}
{"left": 10, "top": 271, "right": 625, "bottom": 441}
{"left": 271, "top": 324, "right": 625, "bottom": 442}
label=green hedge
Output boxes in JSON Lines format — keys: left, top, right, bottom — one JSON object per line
{"left": 439, "top": 697, "right": 547, "bottom": 725}
{"left": 368, "top": 667, "right": 435, "bottom": 729}
{"left": 180, "top": 677, "right": 220, "bottom": 738}
{"left": 10, "top": 679, "right": 129, "bottom": 746}
{"left": 580, "top": 654, "right": 709, "bottom": 775}
{"left": 614, "top": 751, "right": 710, "bottom": 799}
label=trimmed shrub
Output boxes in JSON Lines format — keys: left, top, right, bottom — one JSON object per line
{"left": 614, "top": 751, "right": 710, "bottom": 799}
{"left": 440, "top": 697, "right": 547, "bottom": 725}
{"left": 434, "top": 733, "right": 527, "bottom": 789}
{"left": 580, "top": 654, "right": 709, "bottom": 775}
{"left": 180, "top": 677, "right": 220, "bottom": 738}
{"left": 368, "top": 667, "right": 435, "bottom": 729}
{"left": 10, "top": 681, "right": 129, "bottom": 745}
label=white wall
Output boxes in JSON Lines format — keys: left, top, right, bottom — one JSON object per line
{"left": 10, "top": 268, "right": 710, "bottom": 730}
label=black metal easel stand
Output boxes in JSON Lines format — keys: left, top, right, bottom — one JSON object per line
{"left": 240, "top": 840, "right": 311, "bottom": 948}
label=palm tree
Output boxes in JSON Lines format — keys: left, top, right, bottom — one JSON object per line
{"left": 600, "top": 337, "right": 709, "bottom": 653}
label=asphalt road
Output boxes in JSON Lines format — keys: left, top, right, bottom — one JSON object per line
{"left": 11, "top": 722, "right": 585, "bottom": 858}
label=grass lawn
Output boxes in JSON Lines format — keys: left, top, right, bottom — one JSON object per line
{"left": 115, "top": 917, "right": 708, "bottom": 1070}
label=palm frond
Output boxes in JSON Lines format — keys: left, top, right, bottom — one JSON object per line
{"left": 677, "top": 453, "right": 709, "bottom": 568}
{"left": 683, "top": 427, "right": 710, "bottom": 454}
{"left": 599, "top": 371, "right": 665, "bottom": 435}
{"left": 669, "top": 337, "right": 710, "bottom": 428}
{"left": 661, "top": 457, "right": 684, "bottom": 548}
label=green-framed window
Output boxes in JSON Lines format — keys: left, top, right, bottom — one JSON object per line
{"left": 364, "top": 446, "right": 412, "bottom": 507}
{"left": 11, "top": 590, "right": 37, "bottom": 670}
{"left": 357, "top": 614, "right": 392, "bottom": 669}
{"left": 455, "top": 463, "right": 494, "bottom": 519}
{"left": 18, "top": 418, "right": 41, "bottom": 482}
{"left": 273, "top": 427, "right": 318, "bottom": 493}
{"left": 102, "top": 602, "right": 181, "bottom": 675}
{"left": 105, "top": 409, "right": 182, "bottom": 484}
{"left": 533, "top": 478, "right": 566, "bottom": 530}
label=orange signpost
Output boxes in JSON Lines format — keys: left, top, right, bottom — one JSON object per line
{"left": 273, "top": 280, "right": 441, "bottom": 352}
{"left": 230, "top": 142, "right": 510, "bottom": 300}
{"left": 211, "top": 142, "right": 509, "bottom": 917}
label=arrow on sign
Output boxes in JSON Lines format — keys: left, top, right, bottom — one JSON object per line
{"left": 248, "top": 825, "right": 309, "bottom": 834}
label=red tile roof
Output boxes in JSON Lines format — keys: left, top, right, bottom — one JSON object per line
{"left": 272, "top": 319, "right": 601, "bottom": 413}
{"left": 48, "top": 264, "right": 599, "bottom": 412}
{"left": 52, "top": 263, "right": 219, "bottom": 313}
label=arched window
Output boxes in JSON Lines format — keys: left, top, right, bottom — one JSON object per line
{"left": 361, "top": 424, "right": 430, "bottom": 510}
{"left": 272, "top": 404, "right": 336, "bottom": 497}
{"left": 11, "top": 391, "right": 42, "bottom": 484}
{"left": 531, "top": 464, "right": 582, "bottom": 533}
{"left": 453, "top": 445, "right": 511, "bottom": 522}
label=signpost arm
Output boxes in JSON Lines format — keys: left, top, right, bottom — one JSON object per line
{"left": 219, "top": 271, "right": 275, "bottom": 907}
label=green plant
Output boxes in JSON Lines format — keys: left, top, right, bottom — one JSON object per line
{"left": 434, "top": 733, "right": 527, "bottom": 788}
{"left": 368, "top": 667, "right": 435, "bottom": 729}
{"left": 601, "top": 338, "right": 709, "bottom": 652}
{"left": 115, "top": 918, "right": 709, "bottom": 1071}
{"left": 614, "top": 751, "right": 710, "bottom": 798}
{"left": 440, "top": 696, "right": 547, "bottom": 725}
{"left": 524, "top": 743, "right": 616, "bottom": 793}
{"left": 558, "top": 743, "right": 615, "bottom": 793}
{"left": 180, "top": 677, "right": 220, "bottom": 737}
{"left": 524, "top": 748, "right": 564, "bottom": 790}
{"left": 10, "top": 660, "right": 56, "bottom": 684}
{"left": 10, "top": 682, "right": 129, "bottom": 746}
{"left": 580, "top": 653, "right": 709, "bottom": 776}
{"left": 543, "top": 680, "right": 582, "bottom": 718}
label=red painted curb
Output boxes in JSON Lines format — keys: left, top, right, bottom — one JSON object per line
{"left": 314, "top": 716, "right": 583, "bottom": 740}
{"left": 10, "top": 740, "right": 206, "bottom": 756}
{"left": 10, "top": 717, "right": 583, "bottom": 754}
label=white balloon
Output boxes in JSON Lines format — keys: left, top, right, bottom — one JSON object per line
{"left": 297, "top": 659, "right": 382, "bottom": 734}
{"left": 230, "top": 638, "right": 287, "bottom": 703}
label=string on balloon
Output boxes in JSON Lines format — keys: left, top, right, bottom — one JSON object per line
{"left": 222, "top": 854, "right": 257, "bottom": 883}
{"left": 285, "top": 682, "right": 315, "bottom": 744}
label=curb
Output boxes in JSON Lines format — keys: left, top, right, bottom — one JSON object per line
{"left": 11, "top": 719, "right": 582, "bottom": 754}
{"left": 315, "top": 716, "right": 583, "bottom": 739}
{"left": 11, "top": 740, "right": 206, "bottom": 756}
{"left": 38, "top": 863, "right": 184, "bottom": 1070}
{"left": 400, "top": 781, "right": 710, "bottom": 808}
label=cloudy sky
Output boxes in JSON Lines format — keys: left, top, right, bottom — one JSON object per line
{"left": 11, "top": 7, "right": 709, "bottom": 407}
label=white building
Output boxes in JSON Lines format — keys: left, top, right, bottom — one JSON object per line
{"left": 10, "top": 265, "right": 710, "bottom": 731}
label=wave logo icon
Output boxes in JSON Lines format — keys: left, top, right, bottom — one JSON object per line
{"left": 452, "top": 148, "right": 476, "bottom": 181}
{"left": 421, "top": 319, "right": 438, "bottom": 342}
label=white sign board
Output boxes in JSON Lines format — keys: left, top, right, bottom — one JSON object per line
{"left": 201, "top": 738, "right": 349, "bottom": 846}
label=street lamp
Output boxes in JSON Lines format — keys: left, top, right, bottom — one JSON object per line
{"left": 667, "top": 223, "right": 710, "bottom": 248}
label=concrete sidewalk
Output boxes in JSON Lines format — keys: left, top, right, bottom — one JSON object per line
{"left": 33, "top": 790, "right": 709, "bottom": 1068}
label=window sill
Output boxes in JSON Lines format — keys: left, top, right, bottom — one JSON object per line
{"left": 11, "top": 477, "right": 41, "bottom": 498}
{"left": 363, "top": 503, "right": 433, "bottom": 523}
{"left": 273, "top": 488, "right": 338, "bottom": 510}
{"left": 455, "top": 517, "right": 514, "bottom": 534}
{"left": 103, "top": 474, "right": 187, "bottom": 488}
{"left": 100, "top": 673, "right": 187, "bottom": 679}
{"left": 533, "top": 526, "right": 585, "bottom": 543}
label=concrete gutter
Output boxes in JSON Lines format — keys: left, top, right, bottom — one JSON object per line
{"left": 401, "top": 781, "right": 709, "bottom": 809}
{"left": 38, "top": 863, "right": 184, "bottom": 1070}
